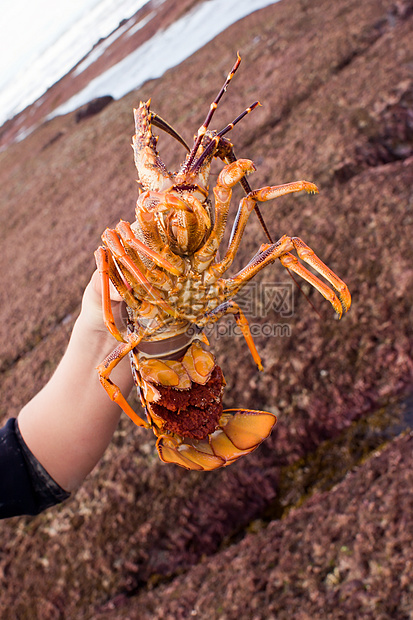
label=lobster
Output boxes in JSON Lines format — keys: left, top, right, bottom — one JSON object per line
{"left": 94, "top": 54, "right": 351, "bottom": 471}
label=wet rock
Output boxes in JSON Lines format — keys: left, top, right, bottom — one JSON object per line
{"left": 75, "top": 96, "right": 114, "bottom": 122}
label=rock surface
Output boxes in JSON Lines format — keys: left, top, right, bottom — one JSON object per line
{"left": 0, "top": 0, "right": 412, "bottom": 618}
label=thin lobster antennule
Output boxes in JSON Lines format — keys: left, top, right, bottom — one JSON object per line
{"left": 189, "top": 98, "right": 274, "bottom": 246}
{"left": 182, "top": 52, "right": 242, "bottom": 173}
{"left": 217, "top": 101, "right": 262, "bottom": 139}
{"left": 191, "top": 101, "right": 262, "bottom": 174}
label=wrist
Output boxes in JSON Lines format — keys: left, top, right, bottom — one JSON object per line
{"left": 72, "top": 309, "right": 120, "bottom": 359}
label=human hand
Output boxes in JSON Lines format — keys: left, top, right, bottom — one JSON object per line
{"left": 18, "top": 270, "right": 133, "bottom": 494}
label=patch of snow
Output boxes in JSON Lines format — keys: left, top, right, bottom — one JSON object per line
{"left": 125, "top": 12, "right": 155, "bottom": 38}
{"left": 50, "top": 0, "right": 281, "bottom": 119}
{"left": 74, "top": 17, "right": 137, "bottom": 76}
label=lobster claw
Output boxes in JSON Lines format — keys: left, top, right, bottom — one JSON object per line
{"left": 156, "top": 409, "right": 277, "bottom": 471}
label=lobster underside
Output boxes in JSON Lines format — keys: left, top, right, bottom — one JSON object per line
{"left": 95, "top": 54, "right": 350, "bottom": 470}
{"left": 134, "top": 342, "right": 277, "bottom": 470}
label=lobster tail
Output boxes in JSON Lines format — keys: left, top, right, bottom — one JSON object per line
{"left": 156, "top": 409, "right": 277, "bottom": 471}
{"left": 135, "top": 342, "right": 277, "bottom": 471}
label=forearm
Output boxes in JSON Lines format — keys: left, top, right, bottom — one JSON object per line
{"left": 18, "top": 311, "right": 134, "bottom": 492}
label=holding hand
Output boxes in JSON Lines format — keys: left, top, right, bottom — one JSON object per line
{"left": 17, "top": 271, "right": 134, "bottom": 492}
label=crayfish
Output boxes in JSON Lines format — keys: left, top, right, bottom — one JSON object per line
{"left": 95, "top": 54, "right": 351, "bottom": 471}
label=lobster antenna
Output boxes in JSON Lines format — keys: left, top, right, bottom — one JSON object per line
{"left": 150, "top": 112, "right": 191, "bottom": 152}
{"left": 182, "top": 52, "right": 242, "bottom": 173}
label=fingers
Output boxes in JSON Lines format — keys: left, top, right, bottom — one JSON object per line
{"left": 91, "top": 269, "right": 123, "bottom": 302}
{"left": 80, "top": 271, "right": 127, "bottom": 336}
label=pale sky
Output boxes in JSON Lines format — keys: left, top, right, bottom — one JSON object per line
{"left": 0, "top": 0, "right": 98, "bottom": 87}
{"left": 0, "top": 0, "right": 147, "bottom": 123}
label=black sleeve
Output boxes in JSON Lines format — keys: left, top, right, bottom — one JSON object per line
{"left": 0, "top": 418, "right": 70, "bottom": 519}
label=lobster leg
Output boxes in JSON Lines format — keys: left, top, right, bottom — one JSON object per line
{"left": 115, "top": 220, "right": 181, "bottom": 278}
{"left": 224, "top": 235, "right": 351, "bottom": 317}
{"left": 97, "top": 337, "right": 150, "bottom": 428}
{"left": 115, "top": 221, "right": 177, "bottom": 293}
{"left": 193, "top": 159, "right": 257, "bottom": 272}
{"left": 102, "top": 228, "right": 179, "bottom": 319}
{"left": 133, "top": 194, "right": 186, "bottom": 275}
{"left": 196, "top": 300, "right": 263, "bottom": 370}
{"left": 95, "top": 246, "right": 139, "bottom": 341}
{"left": 279, "top": 238, "right": 351, "bottom": 313}
{"left": 206, "top": 180, "right": 319, "bottom": 282}
{"left": 222, "top": 146, "right": 273, "bottom": 245}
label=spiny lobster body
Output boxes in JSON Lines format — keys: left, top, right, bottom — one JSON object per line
{"left": 95, "top": 55, "right": 351, "bottom": 470}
